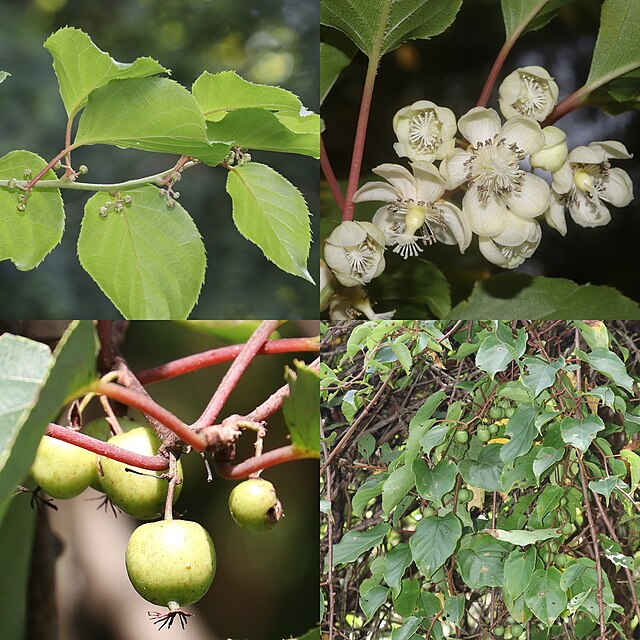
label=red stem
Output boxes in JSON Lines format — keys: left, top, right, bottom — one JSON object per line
{"left": 95, "top": 381, "right": 206, "bottom": 451}
{"left": 191, "top": 320, "right": 282, "bottom": 430}
{"left": 26, "top": 145, "right": 76, "bottom": 190}
{"left": 45, "top": 424, "right": 168, "bottom": 470}
{"left": 542, "top": 87, "right": 588, "bottom": 126}
{"left": 215, "top": 445, "right": 314, "bottom": 479}
{"left": 321, "top": 136, "right": 345, "bottom": 213}
{"left": 477, "top": 38, "right": 514, "bottom": 107}
{"left": 137, "top": 336, "right": 319, "bottom": 385}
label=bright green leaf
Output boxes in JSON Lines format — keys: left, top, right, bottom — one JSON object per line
{"left": 419, "top": 423, "right": 450, "bottom": 457}
{"left": 413, "top": 458, "right": 458, "bottom": 505}
{"left": 0, "top": 150, "right": 64, "bottom": 270}
{"left": 457, "top": 534, "right": 507, "bottom": 589}
{"left": 332, "top": 522, "right": 391, "bottom": 566}
{"left": 521, "top": 356, "right": 564, "bottom": 397}
{"left": 476, "top": 334, "right": 515, "bottom": 377}
{"left": 0, "top": 71, "right": 9, "bottom": 84}
{"left": 501, "top": 0, "right": 576, "bottom": 39}
{"left": 44, "top": 27, "right": 168, "bottom": 118}
{"left": 501, "top": 405, "right": 537, "bottom": 464}
{"left": 599, "top": 535, "right": 633, "bottom": 569}
{"left": 283, "top": 360, "right": 320, "bottom": 456}
{"left": 576, "top": 347, "right": 634, "bottom": 392}
{"left": 78, "top": 187, "right": 206, "bottom": 319}
{"left": 382, "top": 463, "right": 415, "bottom": 515}
{"left": 226, "top": 162, "right": 313, "bottom": 283}
{"left": 384, "top": 544, "right": 413, "bottom": 595}
{"left": 448, "top": 274, "right": 640, "bottom": 320}
{"left": 504, "top": 547, "right": 536, "bottom": 599}
{"left": 410, "top": 513, "right": 461, "bottom": 578}
{"left": 620, "top": 449, "right": 640, "bottom": 493}
{"left": 320, "top": 27, "right": 357, "bottom": 104}
{"left": 560, "top": 415, "right": 605, "bottom": 453}
{"left": 487, "top": 528, "right": 561, "bottom": 546}
{"left": 575, "top": 320, "right": 610, "bottom": 350}
{"left": 533, "top": 447, "right": 565, "bottom": 483}
{"left": 459, "top": 444, "right": 504, "bottom": 492}
{"left": 524, "top": 567, "right": 567, "bottom": 627}
{"left": 360, "top": 585, "right": 389, "bottom": 621}
{"left": 391, "top": 342, "right": 412, "bottom": 375}
{"left": 74, "top": 77, "right": 229, "bottom": 166}
{"left": 174, "top": 320, "right": 269, "bottom": 344}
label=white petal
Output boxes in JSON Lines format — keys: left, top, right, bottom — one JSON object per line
{"left": 359, "top": 221, "right": 388, "bottom": 247}
{"left": 498, "top": 70, "right": 522, "bottom": 105}
{"left": 498, "top": 99, "right": 521, "bottom": 121}
{"left": 434, "top": 105, "right": 458, "bottom": 141}
{"left": 434, "top": 201, "right": 471, "bottom": 252}
{"left": 463, "top": 186, "right": 508, "bottom": 236}
{"left": 371, "top": 163, "right": 417, "bottom": 199}
{"left": 411, "top": 161, "right": 445, "bottom": 202}
{"left": 568, "top": 191, "right": 611, "bottom": 228}
{"left": 502, "top": 116, "right": 545, "bottom": 155}
{"left": 503, "top": 172, "right": 550, "bottom": 218}
{"left": 439, "top": 148, "right": 472, "bottom": 188}
{"left": 458, "top": 107, "right": 501, "bottom": 146}
{"left": 371, "top": 206, "right": 396, "bottom": 243}
{"left": 352, "top": 181, "right": 398, "bottom": 203}
{"left": 589, "top": 140, "right": 633, "bottom": 160}
{"left": 478, "top": 236, "right": 513, "bottom": 268}
{"left": 600, "top": 167, "right": 633, "bottom": 208}
{"left": 325, "top": 220, "right": 367, "bottom": 247}
{"left": 544, "top": 193, "right": 567, "bottom": 236}
{"left": 323, "top": 246, "right": 361, "bottom": 286}
{"left": 492, "top": 213, "right": 538, "bottom": 246}
{"left": 568, "top": 145, "right": 604, "bottom": 164}
{"left": 551, "top": 160, "right": 573, "bottom": 193}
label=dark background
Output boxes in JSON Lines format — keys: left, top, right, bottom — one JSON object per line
{"left": 322, "top": 0, "right": 640, "bottom": 308}
{"left": 0, "top": 0, "right": 319, "bottom": 318}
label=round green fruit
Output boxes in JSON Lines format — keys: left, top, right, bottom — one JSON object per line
{"left": 125, "top": 520, "right": 216, "bottom": 608}
{"left": 423, "top": 506, "right": 436, "bottom": 517}
{"left": 554, "top": 553, "right": 569, "bottom": 568}
{"left": 31, "top": 435, "right": 96, "bottom": 499}
{"left": 494, "top": 626, "right": 505, "bottom": 637}
{"left": 477, "top": 429, "right": 491, "bottom": 442}
{"left": 488, "top": 423, "right": 499, "bottom": 435}
{"left": 455, "top": 430, "right": 469, "bottom": 444}
{"left": 99, "top": 427, "right": 183, "bottom": 520}
{"left": 457, "top": 488, "right": 472, "bottom": 503}
{"left": 229, "top": 478, "right": 283, "bottom": 532}
{"left": 489, "top": 406, "right": 503, "bottom": 420}
{"left": 561, "top": 521, "right": 573, "bottom": 536}
{"left": 510, "top": 623, "right": 524, "bottom": 637}
{"left": 505, "top": 406, "right": 515, "bottom": 418}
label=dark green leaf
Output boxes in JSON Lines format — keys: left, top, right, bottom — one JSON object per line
{"left": 524, "top": 567, "right": 567, "bottom": 627}
{"left": 501, "top": 446, "right": 540, "bottom": 493}
{"left": 501, "top": 405, "right": 537, "bottom": 464}
{"left": 391, "top": 342, "right": 412, "bottom": 374}
{"left": 504, "top": 547, "right": 536, "bottom": 599}
{"left": 576, "top": 347, "right": 634, "bottom": 392}
{"left": 382, "top": 463, "right": 415, "bottom": 515}
{"left": 413, "top": 458, "right": 458, "bottom": 505}
{"left": 360, "top": 585, "right": 389, "bottom": 621}
{"left": 476, "top": 334, "right": 514, "bottom": 377}
{"left": 384, "top": 543, "right": 413, "bottom": 595}
{"left": 391, "top": 616, "right": 421, "bottom": 640}
{"left": 521, "top": 356, "right": 564, "bottom": 397}
{"left": 459, "top": 444, "right": 504, "bottom": 492}
{"left": 320, "top": 27, "right": 357, "bottom": 104}
{"left": 533, "top": 447, "right": 565, "bottom": 483}
{"left": 560, "top": 415, "right": 605, "bottom": 453}
{"left": 332, "top": 522, "right": 391, "bottom": 566}
{"left": 393, "top": 578, "right": 421, "bottom": 617}
{"left": 352, "top": 475, "right": 386, "bottom": 517}
{"left": 410, "top": 513, "right": 461, "bottom": 577}
{"left": 420, "top": 424, "right": 450, "bottom": 457}
{"left": 457, "top": 534, "right": 507, "bottom": 589}
{"left": 588, "top": 476, "right": 621, "bottom": 507}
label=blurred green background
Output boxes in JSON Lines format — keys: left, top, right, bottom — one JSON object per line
{"left": 0, "top": 0, "right": 319, "bottom": 318}
{"left": 322, "top": 0, "right": 640, "bottom": 308}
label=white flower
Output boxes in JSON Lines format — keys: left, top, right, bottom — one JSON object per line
{"left": 320, "top": 260, "right": 336, "bottom": 312}
{"left": 499, "top": 66, "right": 559, "bottom": 121}
{"left": 530, "top": 126, "right": 568, "bottom": 173}
{"left": 478, "top": 215, "right": 542, "bottom": 269}
{"left": 328, "top": 287, "right": 395, "bottom": 320}
{"left": 352, "top": 162, "right": 470, "bottom": 259}
{"left": 323, "top": 221, "right": 386, "bottom": 287}
{"left": 546, "top": 140, "right": 634, "bottom": 234}
{"left": 393, "top": 100, "right": 457, "bottom": 162}
{"left": 440, "top": 107, "right": 549, "bottom": 239}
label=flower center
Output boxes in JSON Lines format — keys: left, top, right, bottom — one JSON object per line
{"left": 573, "top": 169, "right": 594, "bottom": 193}
{"left": 405, "top": 205, "right": 427, "bottom": 235}
{"left": 514, "top": 74, "right": 548, "bottom": 116}
{"left": 408, "top": 109, "right": 442, "bottom": 153}
{"left": 344, "top": 240, "right": 377, "bottom": 277}
{"left": 465, "top": 134, "right": 525, "bottom": 203}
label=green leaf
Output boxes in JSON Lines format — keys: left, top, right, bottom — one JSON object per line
{"left": 352, "top": 475, "right": 386, "bottom": 517}
{"left": 456, "top": 534, "right": 507, "bottom": 589}
{"left": 0, "top": 71, "right": 9, "bottom": 84}
{"left": 599, "top": 535, "right": 633, "bottom": 569}
{"left": 382, "top": 463, "right": 415, "bottom": 515}
{"left": 524, "top": 567, "right": 567, "bottom": 627}
{"left": 294, "top": 628, "right": 321, "bottom": 640}
{"left": 357, "top": 432, "right": 376, "bottom": 461}
{"left": 384, "top": 544, "right": 413, "bottom": 595}
{"left": 226, "top": 162, "right": 313, "bottom": 283}
{"left": 620, "top": 449, "right": 640, "bottom": 493}
{"left": 192, "top": 71, "right": 303, "bottom": 121}
{"left": 536, "top": 484, "right": 564, "bottom": 521}
{"left": 367, "top": 257, "right": 451, "bottom": 319}
{"left": 44, "top": 27, "right": 168, "bottom": 118}
{"left": 360, "top": 585, "right": 389, "bottom": 621}
{"left": 575, "top": 321, "right": 610, "bottom": 350}
{"left": 0, "top": 150, "right": 64, "bottom": 270}
{"left": 576, "top": 347, "right": 634, "bottom": 392}
{"left": 504, "top": 547, "right": 536, "bottom": 599}
{"left": 206, "top": 109, "right": 319, "bottom": 158}
{"left": 410, "top": 390, "right": 446, "bottom": 428}
{"left": 391, "top": 342, "right": 412, "bottom": 375}
{"left": 501, "top": 405, "right": 537, "bottom": 464}
{"left": 448, "top": 274, "right": 640, "bottom": 320}
{"left": 78, "top": 187, "right": 205, "bottom": 319}
{"left": 413, "top": 458, "right": 458, "bottom": 506}
{"left": 174, "top": 320, "right": 269, "bottom": 344}
{"left": 283, "top": 360, "right": 320, "bottom": 456}
{"left": 588, "top": 476, "right": 621, "bottom": 507}
{"left": 393, "top": 578, "right": 421, "bottom": 617}
{"left": 419, "top": 423, "right": 450, "bottom": 457}
{"left": 487, "top": 528, "right": 561, "bottom": 546}
{"left": 332, "top": 522, "right": 391, "bottom": 566}
{"left": 501, "top": 446, "right": 540, "bottom": 494}
{"left": 320, "top": 0, "right": 463, "bottom": 58}
{"left": 320, "top": 27, "right": 357, "bottom": 104}
{"left": 583, "top": 0, "right": 640, "bottom": 111}
{"left": 476, "top": 334, "right": 515, "bottom": 377}
{"left": 0, "top": 494, "right": 37, "bottom": 640}
{"left": 560, "top": 415, "right": 605, "bottom": 453}
{"left": 521, "top": 356, "right": 564, "bottom": 397}
{"left": 74, "top": 77, "right": 229, "bottom": 166}
{"left": 533, "top": 447, "right": 565, "bottom": 483}
{"left": 391, "top": 616, "right": 421, "bottom": 640}
{"left": 501, "top": 0, "right": 576, "bottom": 39}
{"left": 0, "top": 322, "right": 97, "bottom": 518}
{"left": 409, "top": 513, "right": 461, "bottom": 578}
{"left": 459, "top": 444, "right": 504, "bottom": 492}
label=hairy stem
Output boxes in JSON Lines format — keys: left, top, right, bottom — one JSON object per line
{"left": 214, "top": 445, "right": 313, "bottom": 479}
{"left": 321, "top": 136, "right": 345, "bottom": 213}
{"left": 25, "top": 146, "right": 76, "bottom": 190}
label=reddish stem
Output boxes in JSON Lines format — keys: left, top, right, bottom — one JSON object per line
{"left": 191, "top": 320, "right": 282, "bottom": 430}
{"left": 45, "top": 424, "right": 168, "bottom": 470}
{"left": 477, "top": 38, "right": 514, "bottom": 107}
{"left": 321, "top": 136, "right": 345, "bottom": 213}
{"left": 26, "top": 146, "right": 76, "bottom": 190}
{"left": 542, "top": 87, "right": 588, "bottom": 126}
{"left": 137, "top": 336, "right": 319, "bottom": 385}
{"left": 94, "top": 381, "right": 206, "bottom": 451}
{"left": 215, "top": 445, "right": 314, "bottom": 479}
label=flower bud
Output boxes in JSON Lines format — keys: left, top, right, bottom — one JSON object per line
{"left": 530, "top": 126, "right": 568, "bottom": 172}
{"left": 499, "top": 66, "right": 559, "bottom": 121}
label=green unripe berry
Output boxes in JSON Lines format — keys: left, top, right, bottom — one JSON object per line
{"left": 510, "top": 623, "right": 524, "bottom": 637}
{"left": 554, "top": 553, "right": 569, "bottom": 568}
{"left": 31, "top": 434, "right": 96, "bottom": 499}
{"left": 457, "top": 488, "right": 472, "bottom": 503}
{"left": 455, "top": 430, "right": 469, "bottom": 444}
{"left": 489, "top": 406, "right": 503, "bottom": 420}
{"left": 229, "top": 478, "right": 283, "bottom": 532}
{"left": 99, "top": 427, "right": 183, "bottom": 520}
{"left": 561, "top": 521, "right": 573, "bottom": 536}
{"left": 125, "top": 520, "right": 216, "bottom": 608}
{"left": 423, "top": 506, "right": 436, "bottom": 517}
{"left": 505, "top": 406, "right": 515, "bottom": 418}
{"left": 494, "top": 626, "right": 505, "bottom": 637}
{"left": 488, "top": 423, "right": 499, "bottom": 435}
{"left": 559, "top": 497, "right": 568, "bottom": 506}
{"left": 477, "top": 429, "right": 491, "bottom": 442}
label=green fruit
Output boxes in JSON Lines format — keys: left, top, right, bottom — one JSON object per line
{"left": 31, "top": 435, "right": 96, "bottom": 499}
{"left": 229, "top": 479, "right": 283, "bottom": 532}
{"left": 455, "top": 430, "right": 469, "bottom": 444}
{"left": 457, "top": 488, "right": 472, "bottom": 503}
{"left": 561, "top": 521, "right": 573, "bottom": 536}
{"left": 477, "top": 429, "right": 491, "bottom": 442}
{"left": 510, "top": 623, "right": 524, "bottom": 637}
{"left": 488, "top": 423, "right": 499, "bottom": 435}
{"left": 423, "top": 506, "right": 436, "bottom": 517}
{"left": 494, "top": 626, "right": 505, "bottom": 637}
{"left": 559, "top": 497, "right": 568, "bottom": 506}
{"left": 126, "top": 520, "right": 216, "bottom": 608}
{"left": 99, "top": 427, "right": 183, "bottom": 520}
{"left": 489, "top": 406, "right": 503, "bottom": 420}
{"left": 505, "top": 406, "right": 515, "bottom": 418}
{"left": 554, "top": 553, "right": 569, "bottom": 568}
